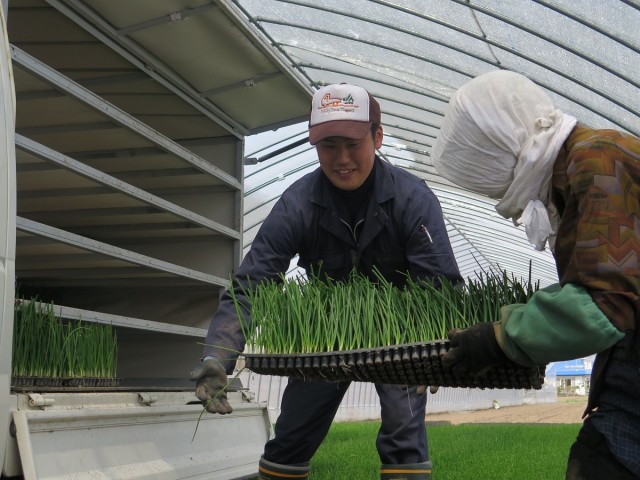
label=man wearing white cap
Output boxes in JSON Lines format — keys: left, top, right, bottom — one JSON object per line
{"left": 432, "top": 70, "right": 640, "bottom": 479}
{"left": 191, "top": 83, "right": 462, "bottom": 479}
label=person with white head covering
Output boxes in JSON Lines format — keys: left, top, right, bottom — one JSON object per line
{"left": 433, "top": 69, "right": 577, "bottom": 251}
{"left": 432, "top": 69, "right": 640, "bottom": 479}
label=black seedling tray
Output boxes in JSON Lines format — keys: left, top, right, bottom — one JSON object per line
{"left": 11, "top": 376, "right": 121, "bottom": 388}
{"left": 243, "top": 340, "right": 545, "bottom": 390}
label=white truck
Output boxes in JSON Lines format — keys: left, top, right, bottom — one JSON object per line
{"left": 0, "top": 1, "right": 311, "bottom": 478}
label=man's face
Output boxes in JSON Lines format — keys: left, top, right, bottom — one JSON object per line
{"left": 315, "top": 126, "right": 383, "bottom": 190}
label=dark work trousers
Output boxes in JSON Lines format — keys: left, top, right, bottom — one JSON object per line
{"left": 566, "top": 418, "right": 637, "bottom": 479}
{"left": 263, "top": 378, "right": 428, "bottom": 465}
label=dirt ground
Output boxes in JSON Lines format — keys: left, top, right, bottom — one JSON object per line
{"left": 426, "top": 395, "right": 588, "bottom": 425}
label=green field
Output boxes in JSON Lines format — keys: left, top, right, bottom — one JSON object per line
{"left": 310, "top": 421, "right": 580, "bottom": 479}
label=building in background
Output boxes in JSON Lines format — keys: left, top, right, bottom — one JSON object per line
{"left": 546, "top": 356, "right": 595, "bottom": 396}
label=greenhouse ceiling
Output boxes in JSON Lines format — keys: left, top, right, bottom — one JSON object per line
{"left": 34, "top": 0, "right": 640, "bottom": 288}
{"left": 234, "top": 0, "right": 640, "bottom": 286}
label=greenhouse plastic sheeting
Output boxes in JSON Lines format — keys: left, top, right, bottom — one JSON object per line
{"left": 232, "top": 0, "right": 640, "bottom": 285}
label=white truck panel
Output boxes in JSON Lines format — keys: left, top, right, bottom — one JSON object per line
{"left": 0, "top": 1, "right": 16, "bottom": 475}
{"left": 5, "top": 391, "right": 270, "bottom": 479}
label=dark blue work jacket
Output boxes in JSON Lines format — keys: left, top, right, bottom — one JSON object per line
{"left": 204, "top": 157, "right": 462, "bottom": 368}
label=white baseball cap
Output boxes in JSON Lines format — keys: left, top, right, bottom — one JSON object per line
{"left": 308, "top": 83, "right": 381, "bottom": 145}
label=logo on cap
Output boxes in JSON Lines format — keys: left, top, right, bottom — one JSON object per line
{"left": 319, "top": 93, "right": 358, "bottom": 112}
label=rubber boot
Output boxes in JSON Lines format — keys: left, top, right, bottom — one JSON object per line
{"left": 258, "top": 456, "right": 310, "bottom": 479}
{"left": 380, "top": 461, "right": 432, "bottom": 480}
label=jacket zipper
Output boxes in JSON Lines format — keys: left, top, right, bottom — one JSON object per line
{"left": 340, "top": 217, "right": 365, "bottom": 267}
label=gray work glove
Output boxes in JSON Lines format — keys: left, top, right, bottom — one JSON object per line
{"left": 441, "top": 322, "right": 510, "bottom": 377}
{"left": 189, "top": 356, "right": 233, "bottom": 414}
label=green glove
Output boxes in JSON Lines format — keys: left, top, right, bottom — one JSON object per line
{"left": 441, "top": 322, "right": 509, "bottom": 377}
{"left": 189, "top": 356, "right": 233, "bottom": 414}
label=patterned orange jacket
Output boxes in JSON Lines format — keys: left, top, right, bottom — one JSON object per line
{"left": 552, "top": 124, "right": 640, "bottom": 406}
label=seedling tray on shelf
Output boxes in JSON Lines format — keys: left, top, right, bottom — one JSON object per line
{"left": 243, "top": 340, "right": 546, "bottom": 390}
{"left": 11, "top": 376, "right": 120, "bottom": 388}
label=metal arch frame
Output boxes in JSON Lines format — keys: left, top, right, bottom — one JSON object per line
{"left": 226, "top": 0, "right": 639, "bottom": 285}
{"left": 234, "top": 2, "right": 640, "bottom": 135}
{"left": 452, "top": 0, "right": 640, "bottom": 85}
{"left": 296, "top": 61, "right": 450, "bottom": 105}
{"left": 508, "top": 0, "right": 640, "bottom": 55}
{"left": 244, "top": 128, "right": 310, "bottom": 166}
{"left": 370, "top": 0, "right": 640, "bottom": 100}
{"left": 289, "top": 46, "right": 637, "bottom": 138}
{"left": 270, "top": 29, "right": 638, "bottom": 134}
{"left": 244, "top": 158, "right": 316, "bottom": 198}
{"left": 220, "top": 0, "right": 318, "bottom": 93}
{"left": 245, "top": 138, "right": 314, "bottom": 182}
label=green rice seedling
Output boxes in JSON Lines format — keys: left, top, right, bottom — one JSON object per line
{"left": 98, "top": 323, "right": 118, "bottom": 379}
{"left": 12, "top": 298, "right": 36, "bottom": 378}
{"left": 13, "top": 296, "right": 118, "bottom": 381}
{"left": 46, "top": 305, "right": 66, "bottom": 378}
{"left": 230, "top": 266, "right": 539, "bottom": 355}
